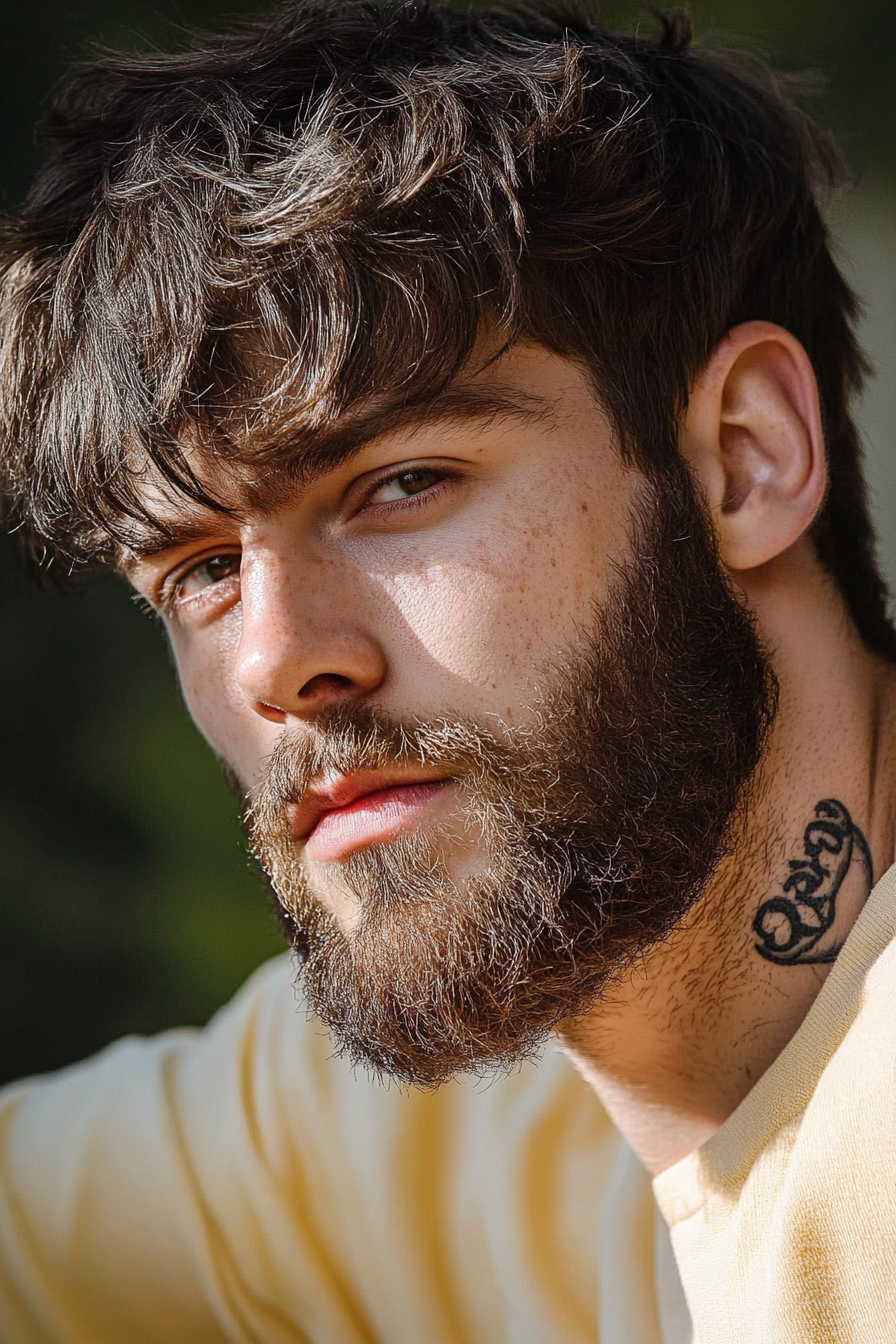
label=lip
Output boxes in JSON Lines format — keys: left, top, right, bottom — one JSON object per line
{"left": 289, "top": 772, "right": 451, "bottom": 863}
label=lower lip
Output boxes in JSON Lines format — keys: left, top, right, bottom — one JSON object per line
{"left": 303, "top": 781, "right": 448, "bottom": 863}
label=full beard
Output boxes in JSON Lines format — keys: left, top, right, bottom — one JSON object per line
{"left": 245, "top": 471, "right": 777, "bottom": 1086}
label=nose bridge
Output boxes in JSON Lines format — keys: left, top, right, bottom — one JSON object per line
{"left": 236, "top": 535, "right": 385, "bottom": 717}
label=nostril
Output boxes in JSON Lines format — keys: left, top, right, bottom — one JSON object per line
{"left": 298, "top": 672, "right": 353, "bottom": 700}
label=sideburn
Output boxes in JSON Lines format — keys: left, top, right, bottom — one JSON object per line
{"left": 246, "top": 469, "right": 777, "bottom": 1086}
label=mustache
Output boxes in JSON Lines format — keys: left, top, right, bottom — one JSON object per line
{"left": 244, "top": 702, "right": 524, "bottom": 823}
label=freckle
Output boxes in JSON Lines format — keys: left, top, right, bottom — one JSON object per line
{"left": 581, "top": 503, "right": 588, "bottom": 512}
{"left": 519, "top": 584, "right": 525, "bottom": 593}
{"left": 550, "top": 558, "right": 557, "bottom": 568}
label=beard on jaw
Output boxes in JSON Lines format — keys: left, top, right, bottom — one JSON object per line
{"left": 244, "top": 470, "right": 777, "bottom": 1087}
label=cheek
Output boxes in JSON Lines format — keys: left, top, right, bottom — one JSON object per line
{"left": 375, "top": 503, "right": 610, "bottom": 698}
{"left": 167, "top": 617, "right": 275, "bottom": 787}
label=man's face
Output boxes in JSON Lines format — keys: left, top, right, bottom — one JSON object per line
{"left": 151, "top": 347, "right": 634, "bottom": 791}
{"left": 132, "top": 346, "right": 772, "bottom": 1083}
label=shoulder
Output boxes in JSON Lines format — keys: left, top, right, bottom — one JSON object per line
{"left": 173, "top": 952, "right": 615, "bottom": 1173}
{"left": 0, "top": 957, "right": 631, "bottom": 1344}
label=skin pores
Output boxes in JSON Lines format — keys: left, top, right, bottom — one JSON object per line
{"left": 141, "top": 346, "right": 636, "bottom": 826}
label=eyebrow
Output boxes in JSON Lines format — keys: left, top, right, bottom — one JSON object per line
{"left": 266, "top": 382, "right": 556, "bottom": 492}
{"left": 120, "top": 383, "right": 555, "bottom": 571}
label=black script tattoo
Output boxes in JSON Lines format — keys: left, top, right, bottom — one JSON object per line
{"left": 753, "top": 799, "right": 873, "bottom": 966}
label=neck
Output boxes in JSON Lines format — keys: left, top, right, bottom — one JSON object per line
{"left": 560, "top": 543, "right": 896, "bottom": 1175}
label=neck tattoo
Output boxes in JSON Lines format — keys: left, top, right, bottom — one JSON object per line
{"left": 752, "top": 799, "right": 873, "bottom": 966}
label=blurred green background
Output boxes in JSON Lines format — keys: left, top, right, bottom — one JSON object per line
{"left": 1, "top": 0, "right": 894, "bottom": 1085}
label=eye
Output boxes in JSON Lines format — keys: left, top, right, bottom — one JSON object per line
{"left": 176, "top": 552, "right": 241, "bottom": 599}
{"left": 367, "top": 468, "right": 444, "bottom": 505}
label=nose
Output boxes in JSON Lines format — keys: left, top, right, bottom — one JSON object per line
{"left": 235, "top": 547, "right": 388, "bottom": 723}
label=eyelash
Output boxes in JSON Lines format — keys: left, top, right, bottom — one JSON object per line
{"left": 359, "top": 466, "right": 460, "bottom": 518}
{"left": 157, "top": 554, "right": 240, "bottom": 617}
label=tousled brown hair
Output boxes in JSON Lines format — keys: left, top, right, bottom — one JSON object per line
{"left": 0, "top": 0, "right": 892, "bottom": 654}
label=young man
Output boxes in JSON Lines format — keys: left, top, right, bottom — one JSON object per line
{"left": 1, "top": 2, "right": 893, "bottom": 1340}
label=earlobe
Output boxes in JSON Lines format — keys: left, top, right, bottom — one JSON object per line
{"left": 681, "top": 321, "right": 827, "bottom": 573}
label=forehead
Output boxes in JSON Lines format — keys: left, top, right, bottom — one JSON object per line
{"left": 117, "top": 346, "right": 606, "bottom": 569}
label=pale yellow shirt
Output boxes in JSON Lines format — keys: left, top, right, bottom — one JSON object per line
{"left": 655, "top": 861, "right": 896, "bottom": 1344}
{"left": 0, "top": 955, "right": 690, "bottom": 1343}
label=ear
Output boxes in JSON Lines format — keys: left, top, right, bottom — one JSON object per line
{"left": 680, "top": 321, "right": 827, "bottom": 572}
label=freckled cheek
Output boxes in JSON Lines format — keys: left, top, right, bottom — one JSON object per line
{"left": 167, "top": 621, "right": 274, "bottom": 780}
{"left": 382, "top": 569, "right": 509, "bottom": 685}
{"left": 379, "top": 541, "right": 600, "bottom": 694}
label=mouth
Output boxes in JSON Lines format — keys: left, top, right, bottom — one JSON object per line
{"left": 290, "top": 773, "right": 452, "bottom": 864}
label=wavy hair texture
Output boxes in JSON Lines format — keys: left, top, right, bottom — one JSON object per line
{"left": 0, "top": 1, "right": 892, "bottom": 654}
